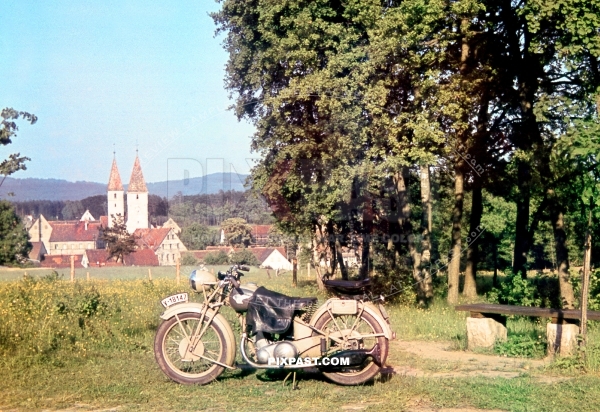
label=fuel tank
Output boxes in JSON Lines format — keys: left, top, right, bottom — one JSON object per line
{"left": 229, "top": 282, "right": 258, "bottom": 312}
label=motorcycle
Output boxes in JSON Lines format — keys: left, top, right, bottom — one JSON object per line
{"left": 154, "top": 264, "right": 395, "bottom": 386}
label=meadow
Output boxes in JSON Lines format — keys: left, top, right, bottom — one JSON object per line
{"left": 2, "top": 266, "right": 600, "bottom": 411}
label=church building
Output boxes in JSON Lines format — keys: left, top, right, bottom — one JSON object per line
{"left": 107, "top": 155, "right": 149, "bottom": 233}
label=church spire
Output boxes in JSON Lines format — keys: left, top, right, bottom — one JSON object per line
{"left": 128, "top": 155, "right": 148, "bottom": 192}
{"left": 107, "top": 158, "right": 123, "bottom": 191}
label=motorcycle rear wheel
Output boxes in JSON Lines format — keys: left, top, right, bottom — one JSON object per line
{"left": 313, "top": 310, "right": 388, "bottom": 385}
{"left": 154, "top": 312, "right": 230, "bottom": 385}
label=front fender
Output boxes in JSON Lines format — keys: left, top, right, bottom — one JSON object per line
{"left": 160, "top": 302, "right": 207, "bottom": 320}
{"left": 159, "top": 302, "right": 237, "bottom": 367}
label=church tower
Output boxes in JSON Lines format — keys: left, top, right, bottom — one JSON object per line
{"left": 107, "top": 157, "right": 124, "bottom": 228}
{"left": 126, "top": 155, "right": 149, "bottom": 233}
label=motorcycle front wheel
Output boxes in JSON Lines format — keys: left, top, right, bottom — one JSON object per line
{"left": 312, "top": 310, "right": 388, "bottom": 386}
{"left": 154, "top": 312, "right": 231, "bottom": 385}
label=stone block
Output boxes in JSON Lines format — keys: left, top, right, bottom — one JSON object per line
{"left": 466, "top": 317, "right": 507, "bottom": 350}
{"left": 547, "top": 323, "right": 579, "bottom": 357}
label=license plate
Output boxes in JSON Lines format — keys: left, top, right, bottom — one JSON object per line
{"left": 161, "top": 293, "right": 188, "bottom": 308}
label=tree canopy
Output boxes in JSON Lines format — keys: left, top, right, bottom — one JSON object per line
{"left": 214, "top": 0, "right": 600, "bottom": 305}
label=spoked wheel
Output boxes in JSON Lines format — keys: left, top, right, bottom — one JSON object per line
{"left": 154, "top": 312, "right": 231, "bottom": 385}
{"left": 313, "top": 310, "right": 388, "bottom": 385}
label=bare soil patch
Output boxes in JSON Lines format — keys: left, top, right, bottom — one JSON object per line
{"left": 388, "top": 340, "right": 551, "bottom": 380}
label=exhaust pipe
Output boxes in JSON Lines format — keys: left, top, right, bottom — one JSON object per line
{"left": 320, "top": 343, "right": 382, "bottom": 370}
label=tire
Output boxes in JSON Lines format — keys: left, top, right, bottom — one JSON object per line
{"left": 154, "top": 312, "right": 231, "bottom": 385}
{"left": 312, "top": 310, "right": 389, "bottom": 386}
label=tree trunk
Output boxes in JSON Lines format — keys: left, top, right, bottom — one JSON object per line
{"left": 359, "top": 197, "right": 373, "bottom": 279}
{"left": 513, "top": 162, "right": 531, "bottom": 278}
{"left": 447, "top": 161, "right": 465, "bottom": 304}
{"left": 419, "top": 165, "right": 433, "bottom": 303}
{"left": 463, "top": 186, "right": 482, "bottom": 297}
{"left": 550, "top": 204, "right": 575, "bottom": 309}
{"left": 327, "top": 221, "right": 338, "bottom": 278}
{"left": 335, "top": 235, "right": 349, "bottom": 280}
{"left": 493, "top": 239, "right": 499, "bottom": 287}
{"left": 396, "top": 167, "right": 426, "bottom": 303}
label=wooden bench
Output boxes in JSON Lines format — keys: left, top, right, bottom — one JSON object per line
{"left": 455, "top": 303, "right": 600, "bottom": 356}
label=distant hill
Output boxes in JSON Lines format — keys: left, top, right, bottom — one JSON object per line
{"left": 0, "top": 173, "right": 249, "bottom": 201}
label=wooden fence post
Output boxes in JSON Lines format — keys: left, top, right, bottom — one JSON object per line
{"left": 307, "top": 263, "right": 311, "bottom": 279}
{"left": 148, "top": 268, "right": 152, "bottom": 281}
{"left": 176, "top": 257, "right": 181, "bottom": 285}
{"left": 70, "top": 255, "right": 75, "bottom": 282}
{"left": 86, "top": 272, "right": 90, "bottom": 282}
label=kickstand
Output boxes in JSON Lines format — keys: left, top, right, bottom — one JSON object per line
{"left": 283, "top": 371, "right": 298, "bottom": 390}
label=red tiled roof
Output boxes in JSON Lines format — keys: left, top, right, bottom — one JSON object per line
{"left": 189, "top": 250, "right": 213, "bottom": 260}
{"left": 99, "top": 216, "right": 108, "bottom": 227}
{"left": 242, "top": 247, "right": 287, "bottom": 263}
{"left": 125, "top": 249, "right": 159, "bottom": 266}
{"left": 128, "top": 156, "right": 148, "bottom": 192}
{"left": 85, "top": 249, "right": 159, "bottom": 267}
{"left": 107, "top": 158, "right": 124, "bottom": 191}
{"left": 85, "top": 249, "right": 111, "bottom": 264}
{"left": 28, "top": 242, "right": 46, "bottom": 261}
{"left": 134, "top": 228, "right": 171, "bottom": 251}
{"left": 206, "top": 246, "right": 234, "bottom": 252}
{"left": 48, "top": 221, "right": 103, "bottom": 242}
{"left": 253, "top": 225, "right": 272, "bottom": 237}
{"left": 40, "top": 255, "right": 84, "bottom": 268}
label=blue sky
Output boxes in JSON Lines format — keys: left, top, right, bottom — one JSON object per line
{"left": 0, "top": 0, "right": 256, "bottom": 184}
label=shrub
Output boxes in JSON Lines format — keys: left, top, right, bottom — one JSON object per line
{"left": 229, "top": 249, "right": 260, "bottom": 266}
{"left": 180, "top": 253, "right": 198, "bottom": 266}
{"left": 486, "top": 270, "right": 561, "bottom": 308}
{"left": 204, "top": 251, "right": 229, "bottom": 265}
{"left": 494, "top": 334, "right": 546, "bottom": 358}
{"left": 571, "top": 267, "right": 600, "bottom": 310}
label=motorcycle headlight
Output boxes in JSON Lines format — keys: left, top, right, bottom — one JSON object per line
{"left": 189, "top": 269, "right": 217, "bottom": 292}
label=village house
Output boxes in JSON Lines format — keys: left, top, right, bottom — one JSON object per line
{"left": 134, "top": 227, "right": 187, "bottom": 266}
{"left": 26, "top": 154, "right": 190, "bottom": 268}
{"left": 220, "top": 224, "right": 273, "bottom": 246}
{"left": 81, "top": 248, "right": 159, "bottom": 268}
{"left": 161, "top": 218, "right": 182, "bottom": 234}
{"left": 191, "top": 246, "right": 292, "bottom": 270}
{"left": 28, "top": 212, "right": 103, "bottom": 256}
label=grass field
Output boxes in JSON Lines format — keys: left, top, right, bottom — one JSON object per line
{"left": 2, "top": 266, "right": 600, "bottom": 411}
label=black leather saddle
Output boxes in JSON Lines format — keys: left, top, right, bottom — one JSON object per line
{"left": 323, "top": 278, "right": 371, "bottom": 295}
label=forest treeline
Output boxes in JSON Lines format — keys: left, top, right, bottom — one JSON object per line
{"left": 11, "top": 190, "right": 272, "bottom": 235}
{"left": 214, "top": 0, "right": 600, "bottom": 306}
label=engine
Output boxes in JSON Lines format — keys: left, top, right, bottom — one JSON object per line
{"left": 254, "top": 332, "right": 298, "bottom": 364}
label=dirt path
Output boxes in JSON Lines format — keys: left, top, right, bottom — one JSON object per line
{"left": 386, "top": 339, "right": 550, "bottom": 380}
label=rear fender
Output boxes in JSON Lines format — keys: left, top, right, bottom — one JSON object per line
{"left": 309, "top": 299, "right": 393, "bottom": 340}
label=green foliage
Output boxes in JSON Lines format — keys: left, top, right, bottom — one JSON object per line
{"left": 494, "top": 334, "right": 546, "bottom": 358}
{"left": 571, "top": 268, "right": 600, "bottom": 311}
{"left": 61, "top": 200, "right": 84, "bottom": 220}
{"left": 221, "top": 218, "right": 253, "bottom": 247}
{"left": 228, "top": 248, "right": 260, "bottom": 266}
{"left": 168, "top": 190, "right": 272, "bottom": 227}
{"left": 0, "top": 107, "right": 36, "bottom": 186}
{"left": 486, "top": 270, "right": 561, "bottom": 308}
{"left": 180, "top": 253, "right": 198, "bottom": 266}
{"left": 99, "top": 214, "right": 137, "bottom": 264}
{"left": 179, "top": 222, "right": 219, "bottom": 250}
{"left": 0, "top": 200, "right": 31, "bottom": 266}
{"left": 203, "top": 251, "right": 229, "bottom": 265}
